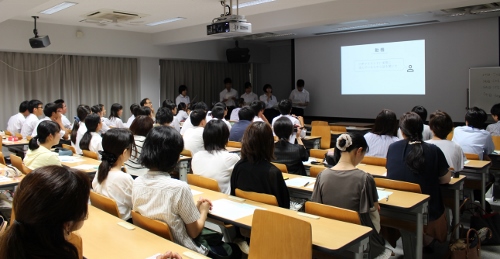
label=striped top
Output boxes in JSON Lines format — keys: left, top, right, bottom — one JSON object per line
{"left": 124, "top": 135, "right": 148, "bottom": 177}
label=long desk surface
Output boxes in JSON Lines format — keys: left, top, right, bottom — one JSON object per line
{"left": 0, "top": 164, "right": 24, "bottom": 188}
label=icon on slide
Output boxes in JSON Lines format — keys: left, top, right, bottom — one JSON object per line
{"left": 407, "top": 65, "right": 414, "bottom": 72}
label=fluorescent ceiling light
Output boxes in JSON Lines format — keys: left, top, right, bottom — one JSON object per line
{"left": 40, "top": 2, "right": 77, "bottom": 15}
{"left": 233, "top": 0, "right": 275, "bottom": 9}
{"left": 336, "top": 22, "right": 389, "bottom": 31}
{"left": 146, "top": 17, "right": 186, "bottom": 26}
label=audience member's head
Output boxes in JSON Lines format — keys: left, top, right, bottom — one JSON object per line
{"left": 54, "top": 99, "right": 67, "bottom": 115}
{"left": 136, "top": 106, "right": 152, "bottom": 117}
{"left": 278, "top": 99, "right": 292, "bottom": 115}
{"left": 129, "top": 104, "right": 140, "bottom": 116}
{"left": 130, "top": 115, "right": 154, "bottom": 136}
{"left": 109, "top": 103, "right": 123, "bottom": 119}
{"left": 491, "top": 103, "right": 500, "bottom": 121}
{"left": 400, "top": 112, "right": 424, "bottom": 142}
{"left": 203, "top": 119, "right": 229, "bottom": 154}
{"left": 250, "top": 100, "right": 264, "bottom": 116}
{"left": 332, "top": 132, "right": 369, "bottom": 166}
{"left": 238, "top": 107, "right": 254, "bottom": 122}
{"left": 29, "top": 121, "right": 61, "bottom": 151}
{"left": 98, "top": 128, "right": 134, "bottom": 184}
{"left": 140, "top": 98, "right": 152, "bottom": 108}
{"left": 411, "top": 105, "right": 428, "bottom": 123}
{"left": 178, "top": 102, "right": 187, "bottom": 112}
{"left": 237, "top": 98, "right": 245, "bottom": 107}
{"left": 140, "top": 126, "right": 184, "bottom": 172}
{"left": 465, "top": 107, "right": 488, "bottom": 128}
{"left": 371, "top": 109, "right": 398, "bottom": 136}
{"left": 192, "top": 102, "right": 208, "bottom": 112}
{"left": 28, "top": 99, "right": 43, "bottom": 115}
{"left": 241, "top": 122, "right": 275, "bottom": 163}
{"left": 211, "top": 106, "right": 225, "bottom": 120}
{"left": 156, "top": 107, "right": 174, "bottom": 126}
{"left": 429, "top": 110, "right": 453, "bottom": 140}
{"left": 162, "top": 100, "right": 177, "bottom": 112}
{"left": 18, "top": 100, "right": 29, "bottom": 115}
{"left": 190, "top": 109, "right": 207, "bottom": 127}
{"left": 273, "top": 117, "right": 293, "bottom": 140}
{"left": 71, "top": 104, "right": 91, "bottom": 144}
{"left": 79, "top": 114, "right": 102, "bottom": 151}
{"left": 43, "top": 103, "right": 60, "bottom": 118}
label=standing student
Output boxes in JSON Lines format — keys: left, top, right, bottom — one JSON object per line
{"left": 271, "top": 99, "right": 306, "bottom": 144}
{"left": 175, "top": 85, "right": 191, "bottom": 107}
{"left": 289, "top": 79, "right": 309, "bottom": 117}
{"left": 6, "top": 100, "right": 29, "bottom": 134}
{"left": 219, "top": 78, "right": 238, "bottom": 120}
{"left": 106, "top": 103, "right": 126, "bottom": 128}
{"left": 486, "top": 103, "right": 500, "bottom": 135}
{"left": 240, "top": 82, "right": 258, "bottom": 106}
{"left": 0, "top": 166, "right": 90, "bottom": 259}
{"left": 176, "top": 102, "right": 189, "bottom": 122}
{"left": 71, "top": 105, "right": 91, "bottom": 155}
{"left": 273, "top": 117, "right": 309, "bottom": 176}
{"left": 24, "top": 121, "right": 62, "bottom": 170}
{"left": 183, "top": 109, "right": 206, "bottom": 155}
{"left": 124, "top": 116, "right": 154, "bottom": 177}
{"left": 229, "top": 107, "right": 254, "bottom": 142}
{"left": 363, "top": 109, "right": 399, "bottom": 158}
{"left": 21, "top": 99, "right": 43, "bottom": 138}
{"left": 452, "top": 107, "right": 494, "bottom": 160}
{"left": 162, "top": 100, "right": 181, "bottom": 132}
{"left": 92, "top": 128, "right": 135, "bottom": 221}
{"left": 91, "top": 104, "right": 110, "bottom": 134}
{"left": 125, "top": 103, "right": 140, "bottom": 128}
{"left": 54, "top": 99, "right": 72, "bottom": 129}
{"left": 79, "top": 114, "right": 103, "bottom": 154}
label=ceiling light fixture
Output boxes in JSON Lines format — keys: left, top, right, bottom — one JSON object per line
{"left": 40, "top": 2, "right": 77, "bottom": 15}
{"left": 146, "top": 17, "right": 186, "bottom": 26}
{"left": 233, "top": 0, "right": 275, "bottom": 9}
{"left": 336, "top": 22, "right": 389, "bottom": 31}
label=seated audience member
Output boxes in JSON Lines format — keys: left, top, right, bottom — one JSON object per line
{"left": 271, "top": 99, "right": 306, "bottom": 144}
{"left": 140, "top": 97, "right": 155, "bottom": 117}
{"left": 364, "top": 109, "right": 399, "bottom": 158}
{"left": 7, "top": 100, "right": 29, "bottom": 134}
{"left": 240, "top": 82, "right": 258, "bottom": 106}
{"left": 79, "top": 114, "right": 103, "bottom": 154}
{"left": 54, "top": 99, "right": 72, "bottom": 129}
{"left": 229, "top": 107, "right": 254, "bottom": 142}
{"left": 230, "top": 98, "right": 245, "bottom": 121}
{"left": 156, "top": 107, "right": 174, "bottom": 127}
{"left": 387, "top": 112, "right": 451, "bottom": 249}
{"left": 452, "top": 107, "right": 494, "bottom": 160}
{"left": 106, "top": 103, "right": 126, "bottom": 128}
{"left": 398, "top": 105, "right": 433, "bottom": 140}
{"left": 71, "top": 105, "right": 91, "bottom": 155}
{"left": 124, "top": 116, "right": 154, "bottom": 177}
{"left": 133, "top": 126, "right": 212, "bottom": 256}
{"left": 24, "top": 121, "right": 63, "bottom": 170}
{"left": 180, "top": 102, "right": 208, "bottom": 135}
{"left": 250, "top": 100, "right": 268, "bottom": 123}
{"left": 230, "top": 122, "right": 290, "bottom": 208}
{"left": 312, "top": 133, "right": 390, "bottom": 259}
{"left": 93, "top": 128, "right": 134, "bottom": 221}
{"left": 192, "top": 120, "right": 239, "bottom": 194}
{"left": 487, "top": 103, "right": 500, "bottom": 135}
{"left": 21, "top": 99, "right": 44, "bottom": 137}
{"left": 162, "top": 100, "right": 181, "bottom": 132}
{"left": 183, "top": 109, "right": 206, "bottom": 155}
{"left": 136, "top": 106, "right": 153, "bottom": 119}
{"left": 0, "top": 166, "right": 90, "bottom": 259}
{"left": 427, "top": 111, "right": 465, "bottom": 172}
{"left": 176, "top": 102, "right": 189, "bottom": 122}
{"left": 91, "top": 104, "right": 110, "bottom": 134}
{"left": 210, "top": 104, "right": 232, "bottom": 130}
{"left": 273, "top": 117, "right": 309, "bottom": 176}
{"left": 31, "top": 103, "right": 69, "bottom": 140}
{"left": 126, "top": 103, "right": 140, "bottom": 127}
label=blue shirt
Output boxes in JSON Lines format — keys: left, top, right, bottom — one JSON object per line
{"left": 452, "top": 126, "right": 494, "bottom": 160}
{"left": 229, "top": 120, "right": 252, "bottom": 142}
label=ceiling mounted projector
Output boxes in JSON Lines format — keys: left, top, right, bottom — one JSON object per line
{"left": 29, "top": 16, "right": 51, "bottom": 48}
{"left": 207, "top": 1, "right": 251, "bottom": 37}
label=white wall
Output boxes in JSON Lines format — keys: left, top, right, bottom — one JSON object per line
{"left": 138, "top": 58, "right": 161, "bottom": 108}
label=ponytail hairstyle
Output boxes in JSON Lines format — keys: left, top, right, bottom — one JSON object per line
{"left": 29, "top": 121, "right": 61, "bottom": 150}
{"left": 70, "top": 105, "right": 91, "bottom": 144}
{"left": 79, "top": 114, "right": 101, "bottom": 151}
{"left": 109, "top": 103, "right": 123, "bottom": 120}
{"left": 332, "top": 133, "right": 369, "bottom": 166}
{"left": 399, "top": 112, "right": 425, "bottom": 174}
{"left": 97, "top": 128, "right": 134, "bottom": 184}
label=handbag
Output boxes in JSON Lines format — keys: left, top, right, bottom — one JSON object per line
{"left": 193, "top": 228, "right": 242, "bottom": 259}
{"left": 468, "top": 202, "right": 500, "bottom": 245}
{"left": 448, "top": 224, "right": 481, "bottom": 259}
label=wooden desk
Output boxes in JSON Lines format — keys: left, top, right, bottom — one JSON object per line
{"left": 79, "top": 206, "right": 209, "bottom": 259}
{"left": 462, "top": 160, "right": 491, "bottom": 209}
{"left": 330, "top": 122, "right": 374, "bottom": 128}
{"left": 190, "top": 185, "right": 371, "bottom": 258}
{"left": 1, "top": 137, "right": 29, "bottom": 147}
{"left": 225, "top": 147, "right": 241, "bottom": 153}
{"left": 60, "top": 155, "right": 101, "bottom": 173}
{"left": 0, "top": 164, "right": 23, "bottom": 189}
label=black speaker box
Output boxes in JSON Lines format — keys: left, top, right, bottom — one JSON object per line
{"left": 29, "top": 35, "right": 51, "bottom": 48}
{"left": 226, "top": 47, "right": 250, "bottom": 63}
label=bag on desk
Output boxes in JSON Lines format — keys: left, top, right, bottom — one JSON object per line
{"left": 194, "top": 228, "right": 242, "bottom": 259}
{"left": 448, "top": 224, "right": 482, "bottom": 259}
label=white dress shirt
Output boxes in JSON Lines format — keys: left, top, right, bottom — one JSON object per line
{"left": 241, "top": 92, "right": 258, "bottom": 105}
{"left": 180, "top": 116, "right": 194, "bottom": 135}
{"left": 73, "top": 122, "right": 87, "bottom": 155}
{"left": 230, "top": 108, "right": 241, "bottom": 121}
{"left": 271, "top": 114, "right": 306, "bottom": 144}
{"left": 31, "top": 117, "right": 66, "bottom": 138}
{"left": 61, "top": 114, "right": 72, "bottom": 129}
{"left": 171, "top": 116, "right": 181, "bottom": 132}
{"left": 289, "top": 88, "right": 310, "bottom": 109}
{"left": 452, "top": 126, "right": 495, "bottom": 160}
{"left": 175, "top": 94, "right": 191, "bottom": 106}
{"left": 259, "top": 94, "right": 278, "bottom": 109}
{"left": 176, "top": 110, "right": 189, "bottom": 122}
{"left": 21, "top": 113, "right": 40, "bottom": 137}
{"left": 89, "top": 132, "right": 103, "bottom": 154}
{"left": 100, "top": 117, "right": 110, "bottom": 134}
{"left": 220, "top": 88, "right": 238, "bottom": 107}
{"left": 183, "top": 126, "right": 205, "bottom": 155}
{"left": 106, "top": 117, "right": 126, "bottom": 128}
{"left": 125, "top": 115, "right": 135, "bottom": 128}
{"left": 92, "top": 169, "right": 134, "bottom": 220}
{"left": 7, "top": 113, "right": 25, "bottom": 134}
{"left": 364, "top": 132, "right": 399, "bottom": 158}
{"left": 192, "top": 150, "right": 240, "bottom": 195}
{"left": 426, "top": 139, "right": 465, "bottom": 171}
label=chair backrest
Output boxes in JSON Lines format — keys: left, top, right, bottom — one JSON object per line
{"left": 187, "top": 174, "right": 221, "bottom": 192}
{"left": 361, "top": 156, "right": 387, "bottom": 166}
{"left": 227, "top": 141, "right": 242, "bottom": 148}
{"left": 465, "top": 153, "right": 480, "bottom": 160}
{"left": 446, "top": 129, "right": 454, "bottom": 141}
{"left": 309, "top": 166, "right": 325, "bottom": 178}
{"left": 304, "top": 201, "right": 361, "bottom": 225}
{"left": 249, "top": 210, "right": 312, "bottom": 259}
{"left": 311, "top": 121, "right": 328, "bottom": 126}
{"left": 271, "top": 162, "right": 288, "bottom": 173}
{"left": 131, "top": 210, "right": 173, "bottom": 241}
{"left": 311, "top": 125, "right": 331, "bottom": 149}
{"left": 62, "top": 144, "right": 76, "bottom": 154}
{"left": 374, "top": 178, "right": 421, "bottom": 193}
{"left": 89, "top": 191, "right": 121, "bottom": 218}
{"left": 492, "top": 136, "right": 500, "bottom": 150}
{"left": 4, "top": 130, "right": 12, "bottom": 136}
{"left": 10, "top": 154, "right": 31, "bottom": 174}
{"left": 330, "top": 125, "right": 347, "bottom": 132}
{"left": 0, "top": 152, "right": 5, "bottom": 165}
{"left": 180, "top": 149, "right": 192, "bottom": 157}
{"left": 82, "top": 150, "right": 98, "bottom": 160}
{"left": 309, "top": 149, "right": 328, "bottom": 159}
{"left": 235, "top": 188, "right": 278, "bottom": 206}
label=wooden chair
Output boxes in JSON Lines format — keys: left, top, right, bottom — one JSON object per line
{"left": 446, "top": 129, "right": 454, "bottom": 141}
{"left": 309, "top": 166, "right": 325, "bottom": 178}
{"left": 227, "top": 141, "right": 242, "bottom": 148}
{"left": 248, "top": 210, "right": 312, "bottom": 259}
{"left": 305, "top": 201, "right": 361, "bottom": 225}
{"left": 271, "top": 162, "right": 288, "bottom": 173}
{"left": 492, "top": 135, "right": 500, "bottom": 150}
{"left": 361, "top": 156, "right": 387, "bottom": 166}
{"left": 62, "top": 144, "right": 76, "bottom": 154}
{"left": 374, "top": 178, "right": 422, "bottom": 193}
{"left": 309, "top": 149, "right": 328, "bottom": 159}
{"left": 82, "top": 150, "right": 98, "bottom": 160}
{"left": 0, "top": 152, "right": 5, "bottom": 165}
{"left": 131, "top": 210, "right": 173, "bottom": 241}
{"left": 235, "top": 188, "right": 278, "bottom": 206}
{"left": 89, "top": 191, "right": 120, "bottom": 218}
{"left": 311, "top": 120, "right": 328, "bottom": 126}
{"left": 311, "top": 125, "right": 331, "bottom": 149}
{"left": 465, "top": 153, "right": 480, "bottom": 160}
{"left": 9, "top": 154, "right": 31, "bottom": 174}
{"left": 330, "top": 125, "right": 347, "bottom": 132}
{"left": 187, "top": 174, "right": 221, "bottom": 192}
{"left": 180, "top": 149, "right": 192, "bottom": 157}
{"left": 4, "top": 130, "right": 12, "bottom": 136}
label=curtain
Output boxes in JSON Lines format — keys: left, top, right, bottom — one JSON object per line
{"left": 0, "top": 52, "right": 138, "bottom": 130}
{"left": 160, "top": 60, "right": 251, "bottom": 107}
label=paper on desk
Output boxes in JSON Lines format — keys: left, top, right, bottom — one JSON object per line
{"left": 464, "top": 160, "right": 470, "bottom": 164}
{"left": 305, "top": 182, "right": 315, "bottom": 189}
{"left": 191, "top": 189, "right": 202, "bottom": 196}
{"left": 58, "top": 156, "right": 82, "bottom": 163}
{"left": 285, "top": 177, "right": 316, "bottom": 187}
{"left": 377, "top": 190, "right": 393, "bottom": 201}
{"left": 71, "top": 164, "right": 98, "bottom": 170}
{"left": 209, "top": 199, "right": 265, "bottom": 221}
{"left": 0, "top": 176, "right": 11, "bottom": 182}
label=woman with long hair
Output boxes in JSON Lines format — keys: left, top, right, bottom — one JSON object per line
{"left": 23, "top": 121, "right": 62, "bottom": 170}
{"left": 364, "top": 109, "right": 399, "bottom": 158}
{"left": 71, "top": 104, "right": 91, "bottom": 155}
{"left": 106, "top": 103, "right": 126, "bottom": 128}
{"left": 79, "top": 114, "right": 103, "bottom": 153}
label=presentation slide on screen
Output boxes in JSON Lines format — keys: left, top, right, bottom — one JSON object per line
{"left": 341, "top": 39, "right": 425, "bottom": 95}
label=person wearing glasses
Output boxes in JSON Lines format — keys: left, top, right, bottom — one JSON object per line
{"left": 140, "top": 98, "right": 155, "bottom": 117}
{"left": 21, "top": 99, "right": 44, "bottom": 138}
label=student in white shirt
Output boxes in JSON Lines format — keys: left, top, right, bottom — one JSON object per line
{"left": 363, "top": 109, "right": 399, "bottom": 158}
{"left": 21, "top": 99, "right": 44, "bottom": 138}
{"left": 192, "top": 119, "right": 239, "bottom": 195}
{"left": 71, "top": 105, "right": 91, "bottom": 155}
{"left": 240, "top": 82, "right": 258, "bottom": 106}
{"left": 175, "top": 85, "right": 191, "bottom": 107}
{"left": 24, "top": 120, "right": 62, "bottom": 170}
{"left": 486, "top": 103, "right": 500, "bottom": 136}
{"left": 183, "top": 109, "right": 206, "bottom": 155}
{"left": 289, "top": 79, "right": 309, "bottom": 117}
{"left": 125, "top": 103, "right": 139, "bottom": 128}
{"left": 271, "top": 99, "right": 306, "bottom": 144}
{"left": 180, "top": 102, "right": 208, "bottom": 135}
{"left": 219, "top": 78, "right": 238, "bottom": 119}
{"left": 452, "top": 107, "right": 495, "bottom": 160}
{"left": 250, "top": 100, "right": 269, "bottom": 124}
{"left": 397, "top": 105, "right": 433, "bottom": 140}
{"left": 107, "top": 103, "right": 126, "bottom": 128}
{"left": 91, "top": 104, "right": 110, "bottom": 134}
{"left": 259, "top": 84, "right": 278, "bottom": 109}
{"left": 7, "top": 100, "right": 29, "bottom": 134}
{"left": 124, "top": 116, "right": 154, "bottom": 177}
{"left": 31, "top": 103, "right": 69, "bottom": 140}
{"left": 54, "top": 99, "right": 72, "bottom": 129}
{"left": 176, "top": 102, "right": 189, "bottom": 122}
{"left": 162, "top": 100, "right": 181, "bottom": 132}
{"left": 79, "top": 114, "right": 103, "bottom": 154}
{"left": 92, "top": 128, "right": 135, "bottom": 221}
{"left": 211, "top": 104, "right": 232, "bottom": 131}
{"left": 229, "top": 98, "right": 244, "bottom": 121}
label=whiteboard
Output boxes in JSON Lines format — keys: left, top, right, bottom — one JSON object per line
{"left": 469, "top": 67, "right": 500, "bottom": 113}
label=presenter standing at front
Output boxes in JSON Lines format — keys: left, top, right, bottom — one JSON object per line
{"left": 220, "top": 77, "right": 238, "bottom": 120}
{"left": 289, "top": 79, "right": 309, "bottom": 117}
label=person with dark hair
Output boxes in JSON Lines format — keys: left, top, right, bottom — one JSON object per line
{"left": 183, "top": 109, "right": 206, "bottom": 155}
{"left": 487, "top": 103, "right": 500, "bottom": 135}
{"left": 273, "top": 117, "right": 309, "bottom": 176}
{"left": 31, "top": 102, "right": 69, "bottom": 140}
{"left": 427, "top": 111, "right": 465, "bottom": 172}
{"left": 0, "top": 166, "right": 90, "bottom": 259}
{"left": 134, "top": 126, "right": 212, "bottom": 256}
{"left": 54, "top": 99, "right": 72, "bottom": 129}
{"left": 162, "top": 99, "right": 181, "bottom": 131}
{"left": 220, "top": 77, "right": 238, "bottom": 120}
{"left": 23, "top": 120, "right": 62, "bottom": 169}
{"left": 271, "top": 99, "right": 306, "bottom": 144}
{"left": 229, "top": 107, "right": 254, "bottom": 142}
{"left": 136, "top": 106, "right": 153, "bottom": 119}
{"left": 107, "top": 103, "right": 126, "bottom": 128}
{"left": 289, "top": 79, "right": 309, "bottom": 117}
{"left": 192, "top": 120, "right": 239, "bottom": 194}
{"left": 79, "top": 114, "right": 103, "bottom": 154}
{"left": 140, "top": 98, "right": 155, "bottom": 117}
{"left": 230, "top": 121, "right": 290, "bottom": 208}
{"left": 176, "top": 102, "right": 189, "bottom": 122}
{"left": 7, "top": 100, "right": 29, "bottom": 134}
{"left": 210, "top": 103, "right": 232, "bottom": 130}
{"left": 229, "top": 98, "right": 245, "bottom": 121}
{"left": 240, "top": 82, "right": 258, "bottom": 106}
{"left": 126, "top": 103, "right": 140, "bottom": 127}
{"left": 452, "top": 107, "right": 494, "bottom": 160}
{"left": 72, "top": 104, "right": 91, "bottom": 155}
{"left": 363, "top": 109, "right": 399, "bottom": 158}
{"left": 398, "top": 105, "right": 433, "bottom": 140}
{"left": 124, "top": 115, "right": 154, "bottom": 177}
{"left": 21, "top": 99, "right": 44, "bottom": 137}
{"left": 93, "top": 128, "right": 134, "bottom": 221}
{"left": 387, "top": 112, "right": 451, "bottom": 253}
{"left": 91, "top": 104, "right": 110, "bottom": 134}
{"left": 180, "top": 102, "right": 208, "bottom": 135}
{"left": 312, "top": 133, "right": 391, "bottom": 258}
{"left": 175, "top": 85, "right": 190, "bottom": 107}
{"left": 156, "top": 107, "right": 174, "bottom": 126}
{"left": 259, "top": 84, "right": 278, "bottom": 109}
{"left": 250, "top": 100, "right": 269, "bottom": 123}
